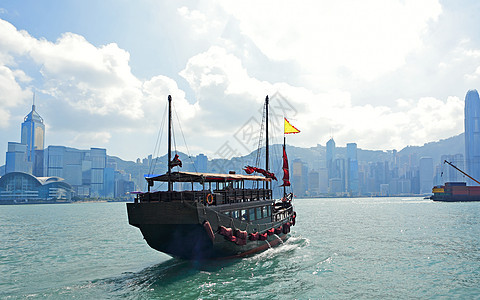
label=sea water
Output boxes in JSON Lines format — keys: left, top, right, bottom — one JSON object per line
{"left": 1, "top": 198, "right": 479, "bottom": 299}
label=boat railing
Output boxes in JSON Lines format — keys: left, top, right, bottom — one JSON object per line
{"left": 137, "top": 188, "right": 272, "bottom": 205}
{"left": 272, "top": 204, "right": 294, "bottom": 222}
{"left": 213, "top": 188, "right": 272, "bottom": 205}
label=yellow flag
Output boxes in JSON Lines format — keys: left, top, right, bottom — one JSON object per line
{"left": 284, "top": 118, "right": 300, "bottom": 134}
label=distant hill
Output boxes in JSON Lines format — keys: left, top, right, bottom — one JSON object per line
{"left": 108, "top": 133, "right": 466, "bottom": 177}
{"left": 397, "top": 133, "right": 464, "bottom": 165}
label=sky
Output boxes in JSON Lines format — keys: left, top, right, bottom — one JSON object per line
{"left": 0, "top": 0, "right": 479, "bottom": 165}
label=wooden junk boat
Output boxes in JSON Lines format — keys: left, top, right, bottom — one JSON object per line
{"left": 127, "top": 95, "right": 298, "bottom": 260}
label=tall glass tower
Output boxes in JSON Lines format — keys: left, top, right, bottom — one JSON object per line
{"left": 346, "top": 143, "right": 359, "bottom": 195}
{"left": 326, "top": 138, "right": 335, "bottom": 180}
{"left": 464, "top": 89, "right": 480, "bottom": 184}
{"left": 21, "top": 99, "right": 45, "bottom": 176}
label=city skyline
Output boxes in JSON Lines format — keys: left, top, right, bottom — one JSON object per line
{"left": 0, "top": 95, "right": 467, "bottom": 199}
{"left": 1, "top": 1, "right": 480, "bottom": 165}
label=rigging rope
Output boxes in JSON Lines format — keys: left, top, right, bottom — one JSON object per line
{"left": 252, "top": 100, "right": 267, "bottom": 189}
{"left": 172, "top": 101, "right": 198, "bottom": 173}
{"left": 255, "top": 101, "right": 266, "bottom": 169}
{"left": 146, "top": 101, "right": 168, "bottom": 191}
{"left": 269, "top": 115, "right": 284, "bottom": 195}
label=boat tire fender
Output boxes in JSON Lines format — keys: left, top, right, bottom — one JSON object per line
{"left": 206, "top": 193, "right": 214, "bottom": 205}
{"left": 203, "top": 220, "right": 215, "bottom": 243}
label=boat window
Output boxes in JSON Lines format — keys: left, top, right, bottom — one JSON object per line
{"left": 241, "top": 209, "right": 247, "bottom": 221}
{"left": 267, "top": 206, "right": 271, "bottom": 217}
{"left": 232, "top": 210, "right": 239, "bottom": 219}
{"left": 262, "top": 206, "right": 267, "bottom": 218}
{"left": 249, "top": 208, "right": 255, "bottom": 221}
{"left": 256, "top": 207, "right": 262, "bottom": 219}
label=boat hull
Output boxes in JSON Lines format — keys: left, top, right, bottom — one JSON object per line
{"left": 432, "top": 195, "right": 480, "bottom": 202}
{"left": 127, "top": 201, "right": 290, "bottom": 260}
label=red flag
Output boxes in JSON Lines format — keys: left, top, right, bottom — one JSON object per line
{"left": 281, "top": 145, "right": 290, "bottom": 186}
{"left": 243, "top": 165, "right": 277, "bottom": 180}
{"left": 243, "top": 166, "right": 255, "bottom": 174}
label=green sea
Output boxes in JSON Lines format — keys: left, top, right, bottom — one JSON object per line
{"left": 1, "top": 197, "right": 479, "bottom": 299}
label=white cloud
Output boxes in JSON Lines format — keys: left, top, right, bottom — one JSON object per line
{"left": 30, "top": 33, "right": 145, "bottom": 118}
{"left": 0, "top": 0, "right": 475, "bottom": 164}
{"left": 217, "top": 0, "right": 442, "bottom": 85}
{"left": 0, "top": 107, "right": 10, "bottom": 128}
{"left": 0, "top": 19, "right": 197, "bottom": 127}
{"left": 142, "top": 75, "right": 198, "bottom": 126}
{"left": 70, "top": 131, "right": 111, "bottom": 147}
{"left": 180, "top": 45, "right": 464, "bottom": 153}
{"left": 0, "top": 19, "right": 35, "bottom": 61}
{"left": 0, "top": 66, "right": 28, "bottom": 106}
{"left": 0, "top": 17, "right": 199, "bottom": 157}
{"left": 177, "top": 6, "right": 223, "bottom": 36}
{"left": 0, "top": 65, "right": 31, "bottom": 128}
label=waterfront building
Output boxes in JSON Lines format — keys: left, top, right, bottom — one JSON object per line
{"left": 104, "top": 167, "right": 115, "bottom": 198}
{"left": 115, "top": 170, "right": 135, "bottom": 199}
{"left": 292, "top": 159, "right": 306, "bottom": 196}
{"left": 374, "top": 161, "right": 389, "bottom": 193}
{"left": 419, "top": 157, "right": 433, "bottom": 194}
{"left": 326, "top": 138, "right": 335, "bottom": 181}
{"left": 44, "top": 146, "right": 114, "bottom": 198}
{"left": 307, "top": 170, "right": 319, "bottom": 195}
{"left": 333, "top": 158, "right": 346, "bottom": 193}
{"left": 318, "top": 168, "right": 328, "bottom": 194}
{"left": 398, "top": 179, "right": 412, "bottom": 195}
{"left": 346, "top": 143, "right": 359, "bottom": 195}
{"left": 5, "top": 142, "right": 31, "bottom": 174}
{"left": 464, "top": 89, "right": 480, "bottom": 184}
{"left": 1, "top": 99, "right": 136, "bottom": 200}
{"left": 328, "top": 178, "right": 343, "bottom": 195}
{"left": 302, "top": 163, "right": 309, "bottom": 193}
{"left": 380, "top": 184, "right": 389, "bottom": 196}
{"left": 0, "top": 172, "right": 73, "bottom": 203}
{"left": 90, "top": 148, "right": 107, "bottom": 197}
{"left": 195, "top": 154, "right": 208, "bottom": 173}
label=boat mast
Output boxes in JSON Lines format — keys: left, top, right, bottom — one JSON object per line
{"left": 283, "top": 136, "right": 286, "bottom": 197}
{"left": 168, "top": 95, "right": 173, "bottom": 192}
{"left": 265, "top": 95, "right": 269, "bottom": 190}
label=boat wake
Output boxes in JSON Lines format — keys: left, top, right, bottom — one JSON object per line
{"left": 30, "top": 235, "right": 311, "bottom": 298}
{"left": 247, "top": 235, "right": 310, "bottom": 262}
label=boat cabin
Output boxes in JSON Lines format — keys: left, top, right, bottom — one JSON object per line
{"left": 134, "top": 171, "right": 288, "bottom": 224}
{"left": 137, "top": 171, "right": 272, "bottom": 205}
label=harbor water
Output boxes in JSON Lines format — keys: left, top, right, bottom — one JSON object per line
{"left": 1, "top": 198, "right": 479, "bottom": 299}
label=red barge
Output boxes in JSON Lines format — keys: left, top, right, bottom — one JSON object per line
{"left": 431, "top": 160, "right": 480, "bottom": 202}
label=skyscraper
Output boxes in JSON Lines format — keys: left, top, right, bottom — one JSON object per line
{"left": 419, "top": 157, "right": 433, "bottom": 194}
{"left": 5, "top": 142, "right": 30, "bottom": 173}
{"left": 292, "top": 159, "right": 306, "bottom": 196}
{"left": 346, "top": 143, "right": 359, "bottom": 195}
{"left": 194, "top": 154, "right": 208, "bottom": 173}
{"left": 21, "top": 99, "right": 45, "bottom": 176}
{"left": 326, "top": 138, "right": 335, "bottom": 180}
{"left": 465, "top": 89, "right": 480, "bottom": 184}
{"left": 45, "top": 146, "right": 112, "bottom": 198}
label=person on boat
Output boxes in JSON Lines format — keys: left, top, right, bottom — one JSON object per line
{"left": 281, "top": 192, "right": 293, "bottom": 208}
